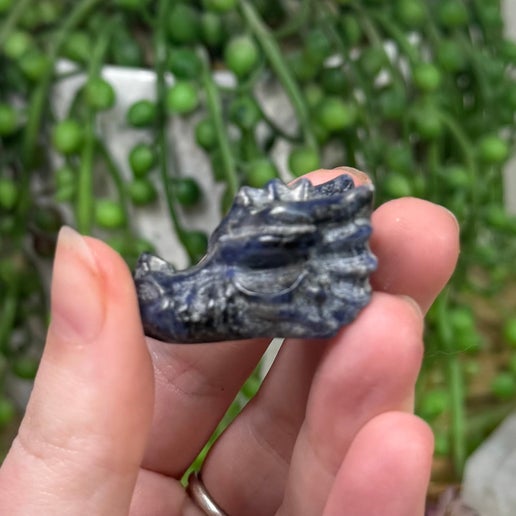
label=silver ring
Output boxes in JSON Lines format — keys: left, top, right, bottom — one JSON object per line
{"left": 186, "top": 471, "right": 228, "bottom": 516}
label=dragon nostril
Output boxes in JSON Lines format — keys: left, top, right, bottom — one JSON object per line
{"left": 137, "top": 278, "right": 161, "bottom": 302}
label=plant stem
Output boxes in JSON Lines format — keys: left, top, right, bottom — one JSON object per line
{"left": 21, "top": 0, "right": 102, "bottom": 167}
{"left": 436, "top": 291, "right": 466, "bottom": 477}
{"left": 239, "top": 0, "right": 318, "bottom": 151}
{"left": 240, "top": 128, "right": 260, "bottom": 162}
{"left": 426, "top": 140, "right": 440, "bottom": 202}
{"left": 348, "top": 3, "right": 407, "bottom": 91}
{"left": 0, "top": 0, "right": 33, "bottom": 46}
{"left": 0, "top": 282, "right": 18, "bottom": 355}
{"left": 76, "top": 113, "right": 95, "bottom": 234}
{"left": 155, "top": 0, "right": 184, "bottom": 243}
{"left": 367, "top": 9, "right": 419, "bottom": 65}
{"left": 201, "top": 58, "right": 239, "bottom": 198}
{"left": 17, "top": 0, "right": 102, "bottom": 238}
{"left": 471, "top": 0, "right": 500, "bottom": 46}
{"left": 274, "top": 0, "right": 312, "bottom": 39}
{"left": 76, "top": 19, "right": 112, "bottom": 234}
{"left": 96, "top": 141, "right": 131, "bottom": 227}
{"left": 318, "top": 5, "right": 378, "bottom": 156}
{"left": 419, "top": 7, "right": 469, "bottom": 103}
{"left": 437, "top": 110, "right": 479, "bottom": 231}
{"left": 226, "top": 57, "right": 267, "bottom": 96}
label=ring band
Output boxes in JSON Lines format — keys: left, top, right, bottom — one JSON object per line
{"left": 186, "top": 471, "right": 228, "bottom": 516}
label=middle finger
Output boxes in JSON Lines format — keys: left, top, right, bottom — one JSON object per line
{"left": 197, "top": 195, "right": 458, "bottom": 514}
{"left": 139, "top": 172, "right": 458, "bottom": 481}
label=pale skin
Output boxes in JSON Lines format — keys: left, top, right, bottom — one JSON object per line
{"left": 0, "top": 168, "right": 460, "bottom": 515}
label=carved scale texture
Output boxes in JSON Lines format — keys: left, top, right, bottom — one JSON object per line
{"left": 134, "top": 175, "right": 377, "bottom": 343}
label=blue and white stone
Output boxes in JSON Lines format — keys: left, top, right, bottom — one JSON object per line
{"left": 134, "top": 175, "right": 377, "bottom": 343}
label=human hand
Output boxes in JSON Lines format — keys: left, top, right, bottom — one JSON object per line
{"left": 0, "top": 168, "right": 459, "bottom": 516}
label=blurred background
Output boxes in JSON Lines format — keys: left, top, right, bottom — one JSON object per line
{"left": 1, "top": 0, "right": 516, "bottom": 512}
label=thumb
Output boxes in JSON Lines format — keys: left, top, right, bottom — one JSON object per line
{"left": 0, "top": 227, "right": 154, "bottom": 516}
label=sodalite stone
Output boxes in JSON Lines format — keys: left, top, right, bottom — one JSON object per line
{"left": 134, "top": 175, "right": 377, "bottom": 343}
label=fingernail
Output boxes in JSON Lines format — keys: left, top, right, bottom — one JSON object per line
{"left": 332, "top": 166, "right": 371, "bottom": 185}
{"left": 399, "top": 295, "right": 423, "bottom": 321}
{"left": 50, "top": 227, "right": 105, "bottom": 342}
{"left": 442, "top": 206, "right": 460, "bottom": 233}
